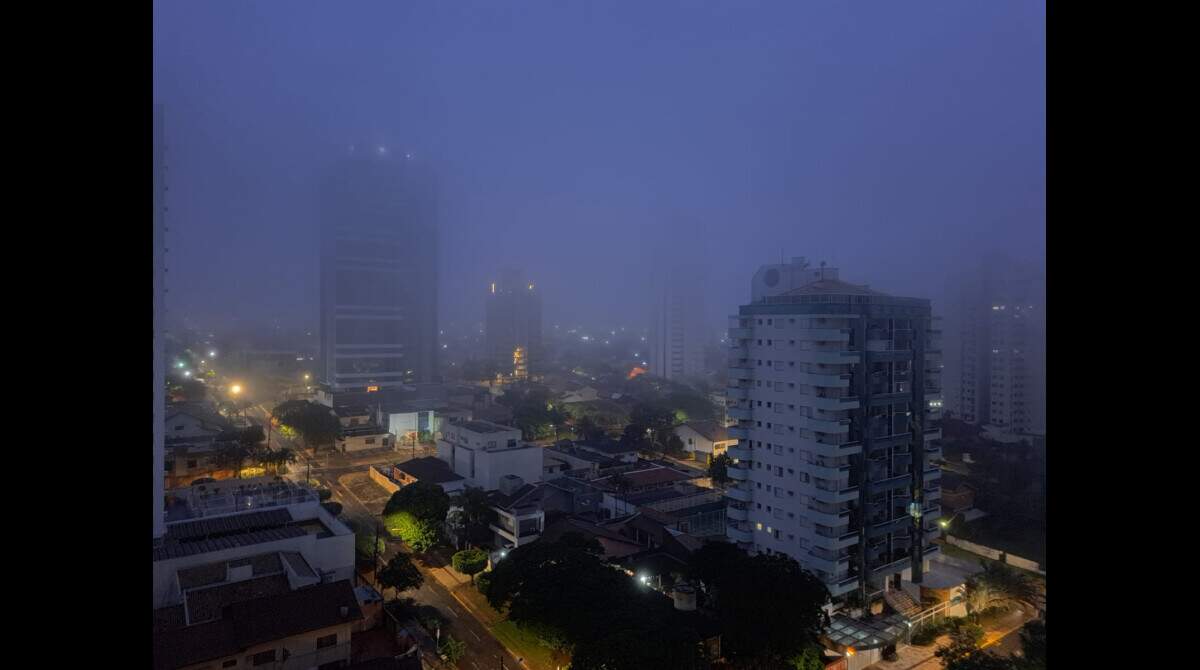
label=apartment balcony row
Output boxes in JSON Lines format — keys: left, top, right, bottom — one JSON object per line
{"left": 727, "top": 464, "right": 751, "bottom": 481}
{"left": 729, "top": 327, "right": 753, "bottom": 340}
{"left": 726, "top": 386, "right": 750, "bottom": 400}
{"left": 799, "top": 415, "right": 851, "bottom": 434}
{"left": 727, "top": 522, "right": 753, "bottom": 543}
{"left": 726, "top": 445, "right": 752, "bottom": 460}
{"left": 811, "top": 524, "right": 861, "bottom": 550}
{"left": 810, "top": 394, "right": 860, "bottom": 410}
{"left": 726, "top": 503, "right": 749, "bottom": 521}
{"left": 806, "top": 503, "right": 853, "bottom": 527}
{"left": 726, "top": 482, "right": 753, "bottom": 503}
{"left": 807, "top": 459, "right": 852, "bottom": 480}
{"left": 809, "top": 481, "right": 859, "bottom": 504}
{"left": 796, "top": 371, "right": 854, "bottom": 387}
{"left": 727, "top": 426, "right": 749, "bottom": 440}
{"left": 797, "top": 350, "right": 862, "bottom": 365}
{"left": 807, "top": 547, "right": 852, "bottom": 574}
{"left": 865, "top": 514, "right": 914, "bottom": 538}
{"left": 799, "top": 328, "right": 852, "bottom": 342}
{"left": 727, "top": 406, "right": 753, "bottom": 421}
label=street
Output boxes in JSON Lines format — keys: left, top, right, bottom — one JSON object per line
{"left": 243, "top": 402, "right": 527, "bottom": 670}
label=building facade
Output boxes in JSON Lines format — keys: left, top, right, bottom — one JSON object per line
{"left": 436, "top": 418, "right": 543, "bottom": 491}
{"left": 154, "top": 104, "right": 167, "bottom": 540}
{"left": 950, "top": 258, "right": 1045, "bottom": 436}
{"left": 485, "top": 269, "right": 542, "bottom": 379}
{"left": 724, "top": 258, "right": 943, "bottom": 601}
{"left": 318, "top": 149, "right": 438, "bottom": 392}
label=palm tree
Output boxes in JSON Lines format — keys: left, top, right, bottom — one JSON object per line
{"left": 965, "top": 561, "right": 1042, "bottom": 615}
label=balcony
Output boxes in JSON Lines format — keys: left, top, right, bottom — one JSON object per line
{"left": 810, "top": 483, "right": 859, "bottom": 504}
{"left": 727, "top": 464, "right": 751, "bottom": 481}
{"left": 811, "top": 526, "right": 860, "bottom": 550}
{"left": 727, "top": 407, "right": 753, "bottom": 421}
{"left": 869, "top": 553, "right": 913, "bottom": 576}
{"left": 727, "top": 445, "right": 752, "bottom": 460}
{"left": 830, "top": 573, "right": 861, "bottom": 596}
{"left": 808, "top": 459, "right": 852, "bottom": 479}
{"left": 729, "top": 367, "right": 754, "bottom": 382}
{"left": 727, "top": 524, "right": 753, "bottom": 543}
{"left": 726, "top": 504, "right": 749, "bottom": 521}
{"left": 807, "top": 548, "right": 851, "bottom": 573}
{"left": 729, "top": 327, "right": 752, "bottom": 339}
{"left": 804, "top": 351, "right": 861, "bottom": 365}
{"left": 866, "top": 515, "right": 912, "bottom": 537}
{"left": 868, "top": 472, "right": 912, "bottom": 492}
{"left": 804, "top": 328, "right": 852, "bottom": 342}
{"left": 726, "top": 386, "right": 750, "bottom": 400}
{"left": 727, "top": 426, "right": 749, "bottom": 440}
{"left": 806, "top": 504, "right": 852, "bottom": 527}
{"left": 800, "top": 416, "right": 851, "bottom": 433}
{"left": 726, "top": 483, "right": 753, "bottom": 503}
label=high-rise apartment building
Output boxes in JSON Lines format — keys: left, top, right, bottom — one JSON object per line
{"left": 950, "top": 259, "right": 1045, "bottom": 436}
{"left": 154, "top": 105, "right": 167, "bottom": 540}
{"left": 318, "top": 149, "right": 438, "bottom": 392}
{"left": 724, "top": 258, "right": 943, "bottom": 601}
{"left": 649, "top": 265, "right": 706, "bottom": 381}
{"left": 485, "top": 269, "right": 542, "bottom": 379}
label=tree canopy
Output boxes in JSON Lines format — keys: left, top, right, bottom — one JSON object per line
{"left": 377, "top": 552, "right": 424, "bottom": 595}
{"left": 271, "top": 400, "right": 342, "bottom": 452}
{"left": 451, "top": 548, "right": 489, "bottom": 578}
{"left": 708, "top": 454, "right": 732, "bottom": 485}
{"left": 689, "top": 543, "right": 830, "bottom": 668}
{"left": 384, "top": 482, "right": 451, "bottom": 552}
{"left": 483, "top": 537, "right": 704, "bottom": 669}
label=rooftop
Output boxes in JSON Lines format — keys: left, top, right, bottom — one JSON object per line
{"left": 153, "top": 507, "right": 339, "bottom": 562}
{"left": 824, "top": 613, "right": 909, "bottom": 651}
{"left": 447, "top": 418, "right": 515, "bottom": 434}
{"left": 781, "top": 278, "right": 890, "bottom": 297}
{"left": 573, "top": 439, "right": 637, "bottom": 455}
{"left": 593, "top": 466, "right": 697, "bottom": 490}
{"left": 488, "top": 483, "right": 544, "bottom": 512}
{"left": 165, "top": 478, "right": 319, "bottom": 521}
{"left": 153, "top": 580, "right": 363, "bottom": 670}
{"left": 546, "top": 445, "right": 620, "bottom": 467}
{"left": 677, "top": 421, "right": 728, "bottom": 443}
{"left": 334, "top": 405, "right": 373, "bottom": 417}
{"left": 395, "top": 457, "right": 465, "bottom": 484}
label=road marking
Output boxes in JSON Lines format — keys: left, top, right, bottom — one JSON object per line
{"left": 445, "top": 606, "right": 459, "bottom": 618}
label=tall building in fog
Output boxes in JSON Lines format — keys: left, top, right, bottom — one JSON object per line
{"left": 485, "top": 269, "right": 542, "bottom": 379}
{"left": 949, "top": 258, "right": 1045, "bottom": 436}
{"left": 319, "top": 148, "right": 438, "bottom": 392}
{"left": 725, "top": 257, "right": 943, "bottom": 602}
{"left": 153, "top": 105, "right": 167, "bottom": 540}
{"left": 649, "top": 265, "right": 706, "bottom": 381}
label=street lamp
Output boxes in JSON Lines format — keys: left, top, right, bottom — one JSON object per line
{"left": 230, "top": 384, "right": 243, "bottom": 396}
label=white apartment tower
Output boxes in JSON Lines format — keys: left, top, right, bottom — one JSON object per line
{"left": 725, "top": 258, "right": 943, "bottom": 601}
{"left": 153, "top": 105, "right": 167, "bottom": 540}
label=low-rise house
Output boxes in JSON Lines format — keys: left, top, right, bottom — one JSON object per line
{"left": 561, "top": 386, "right": 600, "bottom": 403}
{"left": 543, "top": 444, "right": 621, "bottom": 479}
{"left": 487, "top": 475, "right": 546, "bottom": 550}
{"left": 164, "top": 404, "right": 240, "bottom": 488}
{"left": 542, "top": 477, "right": 607, "bottom": 518}
{"left": 572, "top": 439, "right": 638, "bottom": 464}
{"left": 539, "top": 517, "right": 644, "bottom": 560}
{"left": 673, "top": 421, "right": 736, "bottom": 464}
{"left": 389, "top": 457, "right": 467, "bottom": 494}
{"left": 337, "top": 424, "right": 394, "bottom": 454}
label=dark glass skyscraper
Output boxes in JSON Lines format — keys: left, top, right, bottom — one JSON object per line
{"left": 485, "top": 269, "right": 542, "bottom": 378}
{"left": 319, "top": 149, "right": 438, "bottom": 391}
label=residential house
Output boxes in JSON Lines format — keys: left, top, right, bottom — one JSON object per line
{"left": 673, "top": 421, "right": 736, "bottom": 464}
{"left": 164, "top": 403, "right": 238, "bottom": 488}
{"left": 572, "top": 439, "right": 639, "bottom": 464}
{"left": 337, "top": 424, "right": 394, "bottom": 454}
{"left": 387, "top": 457, "right": 467, "bottom": 495}
{"left": 487, "top": 476, "right": 545, "bottom": 550}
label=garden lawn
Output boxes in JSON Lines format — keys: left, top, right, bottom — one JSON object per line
{"left": 489, "top": 618, "right": 560, "bottom": 670}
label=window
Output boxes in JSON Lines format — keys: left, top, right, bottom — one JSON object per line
{"left": 251, "top": 651, "right": 276, "bottom": 666}
{"left": 365, "top": 437, "right": 376, "bottom": 445}
{"left": 316, "top": 634, "right": 338, "bottom": 649}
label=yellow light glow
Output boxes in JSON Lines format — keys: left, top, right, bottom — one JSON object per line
{"left": 367, "top": 385, "right": 379, "bottom": 392}
{"left": 491, "top": 282, "right": 496, "bottom": 294}
{"left": 230, "top": 384, "right": 243, "bottom": 395}
{"left": 528, "top": 283, "right": 534, "bottom": 290}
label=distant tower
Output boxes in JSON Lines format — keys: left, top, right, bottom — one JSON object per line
{"left": 649, "top": 264, "right": 705, "bottom": 381}
{"left": 950, "top": 257, "right": 1045, "bottom": 436}
{"left": 153, "top": 105, "right": 167, "bottom": 539}
{"left": 485, "top": 269, "right": 542, "bottom": 378}
{"left": 318, "top": 149, "right": 438, "bottom": 391}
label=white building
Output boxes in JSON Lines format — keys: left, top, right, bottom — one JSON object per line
{"left": 154, "top": 104, "right": 167, "bottom": 540}
{"left": 725, "top": 258, "right": 943, "bottom": 602}
{"left": 673, "top": 421, "right": 737, "bottom": 464}
{"left": 437, "top": 418, "right": 543, "bottom": 491}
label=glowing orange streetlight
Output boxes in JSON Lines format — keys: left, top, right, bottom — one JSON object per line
{"left": 230, "top": 383, "right": 243, "bottom": 396}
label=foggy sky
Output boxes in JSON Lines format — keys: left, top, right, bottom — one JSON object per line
{"left": 153, "top": 1, "right": 1045, "bottom": 339}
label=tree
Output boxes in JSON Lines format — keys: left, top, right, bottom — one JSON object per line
{"left": 384, "top": 482, "right": 450, "bottom": 552}
{"left": 377, "top": 552, "right": 424, "bottom": 596}
{"left": 272, "top": 400, "right": 342, "bottom": 454}
{"left": 935, "top": 624, "right": 1016, "bottom": 670}
{"left": 708, "top": 454, "right": 732, "bottom": 485}
{"left": 575, "top": 415, "right": 607, "bottom": 441}
{"left": 438, "top": 635, "right": 467, "bottom": 664}
{"left": 211, "top": 440, "right": 253, "bottom": 479}
{"left": 176, "top": 378, "right": 208, "bottom": 402}
{"left": 556, "top": 531, "right": 603, "bottom": 556}
{"left": 689, "top": 544, "right": 830, "bottom": 667}
{"left": 788, "top": 646, "right": 826, "bottom": 670}
{"left": 665, "top": 434, "right": 687, "bottom": 456}
{"left": 966, "top": 561, "right": 1041, "bottom": 614}
{"left": 451, "top": 548, "right": 489, "bottom": 581}
{"left": 453, "top": 486, "right": 497, "bottom": 548}
{"left": 1016, "top": 620, "right": 1045, "bottom": 670}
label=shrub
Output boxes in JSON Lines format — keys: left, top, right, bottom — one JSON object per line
{"left": 451, "top": 548, "right": 489, "bottom": 578}
{"left": 439, "top": 635, "right": 467, "bottom": 663}
{"left": 475, "top": 571, "right": 493, "bottom": 595}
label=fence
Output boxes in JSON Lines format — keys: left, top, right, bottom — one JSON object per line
{"left": 945, "top": 535, "right": 1045, "bottom": 575}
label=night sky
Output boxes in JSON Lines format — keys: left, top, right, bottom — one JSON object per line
{"left": 154, "top": 1, "right": 1044, "bottom": 339}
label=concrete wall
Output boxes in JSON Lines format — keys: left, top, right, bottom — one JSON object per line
{"left": 338, "top": 432, "right": 393, "bottom": 453}
{"left": 945, "top": 535, "right": 1044, "bottom": 574}
{"left": 370, "top": 467, "right": 401, "bottom": 495}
